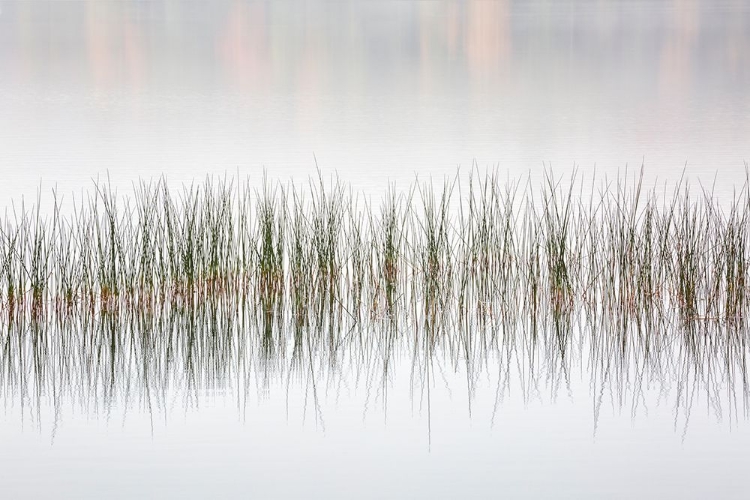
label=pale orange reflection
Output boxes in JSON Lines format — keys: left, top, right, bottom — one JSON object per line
{"left": 85, "top": 1, "right": 145, "bottom": 89}
{"left": 466, "top": 0, "right": 511, "bottom": 78}
{"left": 658, "top": 0, "right": 700, "bottom": 99}
{"left": 217, "top": 1, "right": 271, "bottom": 92}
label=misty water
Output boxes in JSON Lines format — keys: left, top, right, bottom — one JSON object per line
{"left": 1, "top": 1, "right": 750, "bottom": 498}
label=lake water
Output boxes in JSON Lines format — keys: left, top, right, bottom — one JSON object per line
{"left": 1, "top": 0, "right": 750, "bottom": 498}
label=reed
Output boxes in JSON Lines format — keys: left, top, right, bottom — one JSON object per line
{"left": 0, "top": 168, "right": 748, "bottom": 332}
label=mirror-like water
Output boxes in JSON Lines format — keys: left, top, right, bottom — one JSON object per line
{"left": 1, "top": 0, "right": 749, "bottom": 200}
{"left": 1, "top": 1, "right": 750, "bottom": 498}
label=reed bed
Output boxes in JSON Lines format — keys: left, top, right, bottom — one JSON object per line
{"left": 1, "top": 168, "right": 749, "bottom": 429}
{"left": 1, "top": 169, "right": 749, "bottom": 326}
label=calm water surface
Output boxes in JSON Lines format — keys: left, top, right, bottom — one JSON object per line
{"left": 0, "top": 0, "right": 749, "bottom": 198}
{"left": 1, "top": 0, "right": 750, "bottom": 498}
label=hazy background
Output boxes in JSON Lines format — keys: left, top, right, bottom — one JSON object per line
{"left": 1, "top": 0, "right": 748, "bottom": 203}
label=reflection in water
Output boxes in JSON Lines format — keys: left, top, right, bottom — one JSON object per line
{"left": 1, "top": 0, "right": 749, "bottom": 196}
{"left": 4, "top": 0, "right": 747, "bottom": 91}
{"left": 1, "top": 171, "right": 749, "bottom": 437}
{"left": 2, "top": 269, "right": 747, "bottom": 439}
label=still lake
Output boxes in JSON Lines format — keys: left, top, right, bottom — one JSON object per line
{"left": 1, "top": 1, "right": 750, "bottom": 498}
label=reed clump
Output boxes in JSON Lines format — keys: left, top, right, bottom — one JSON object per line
{"left": 0, "top": 168, "right": 749, "bottom": 328}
